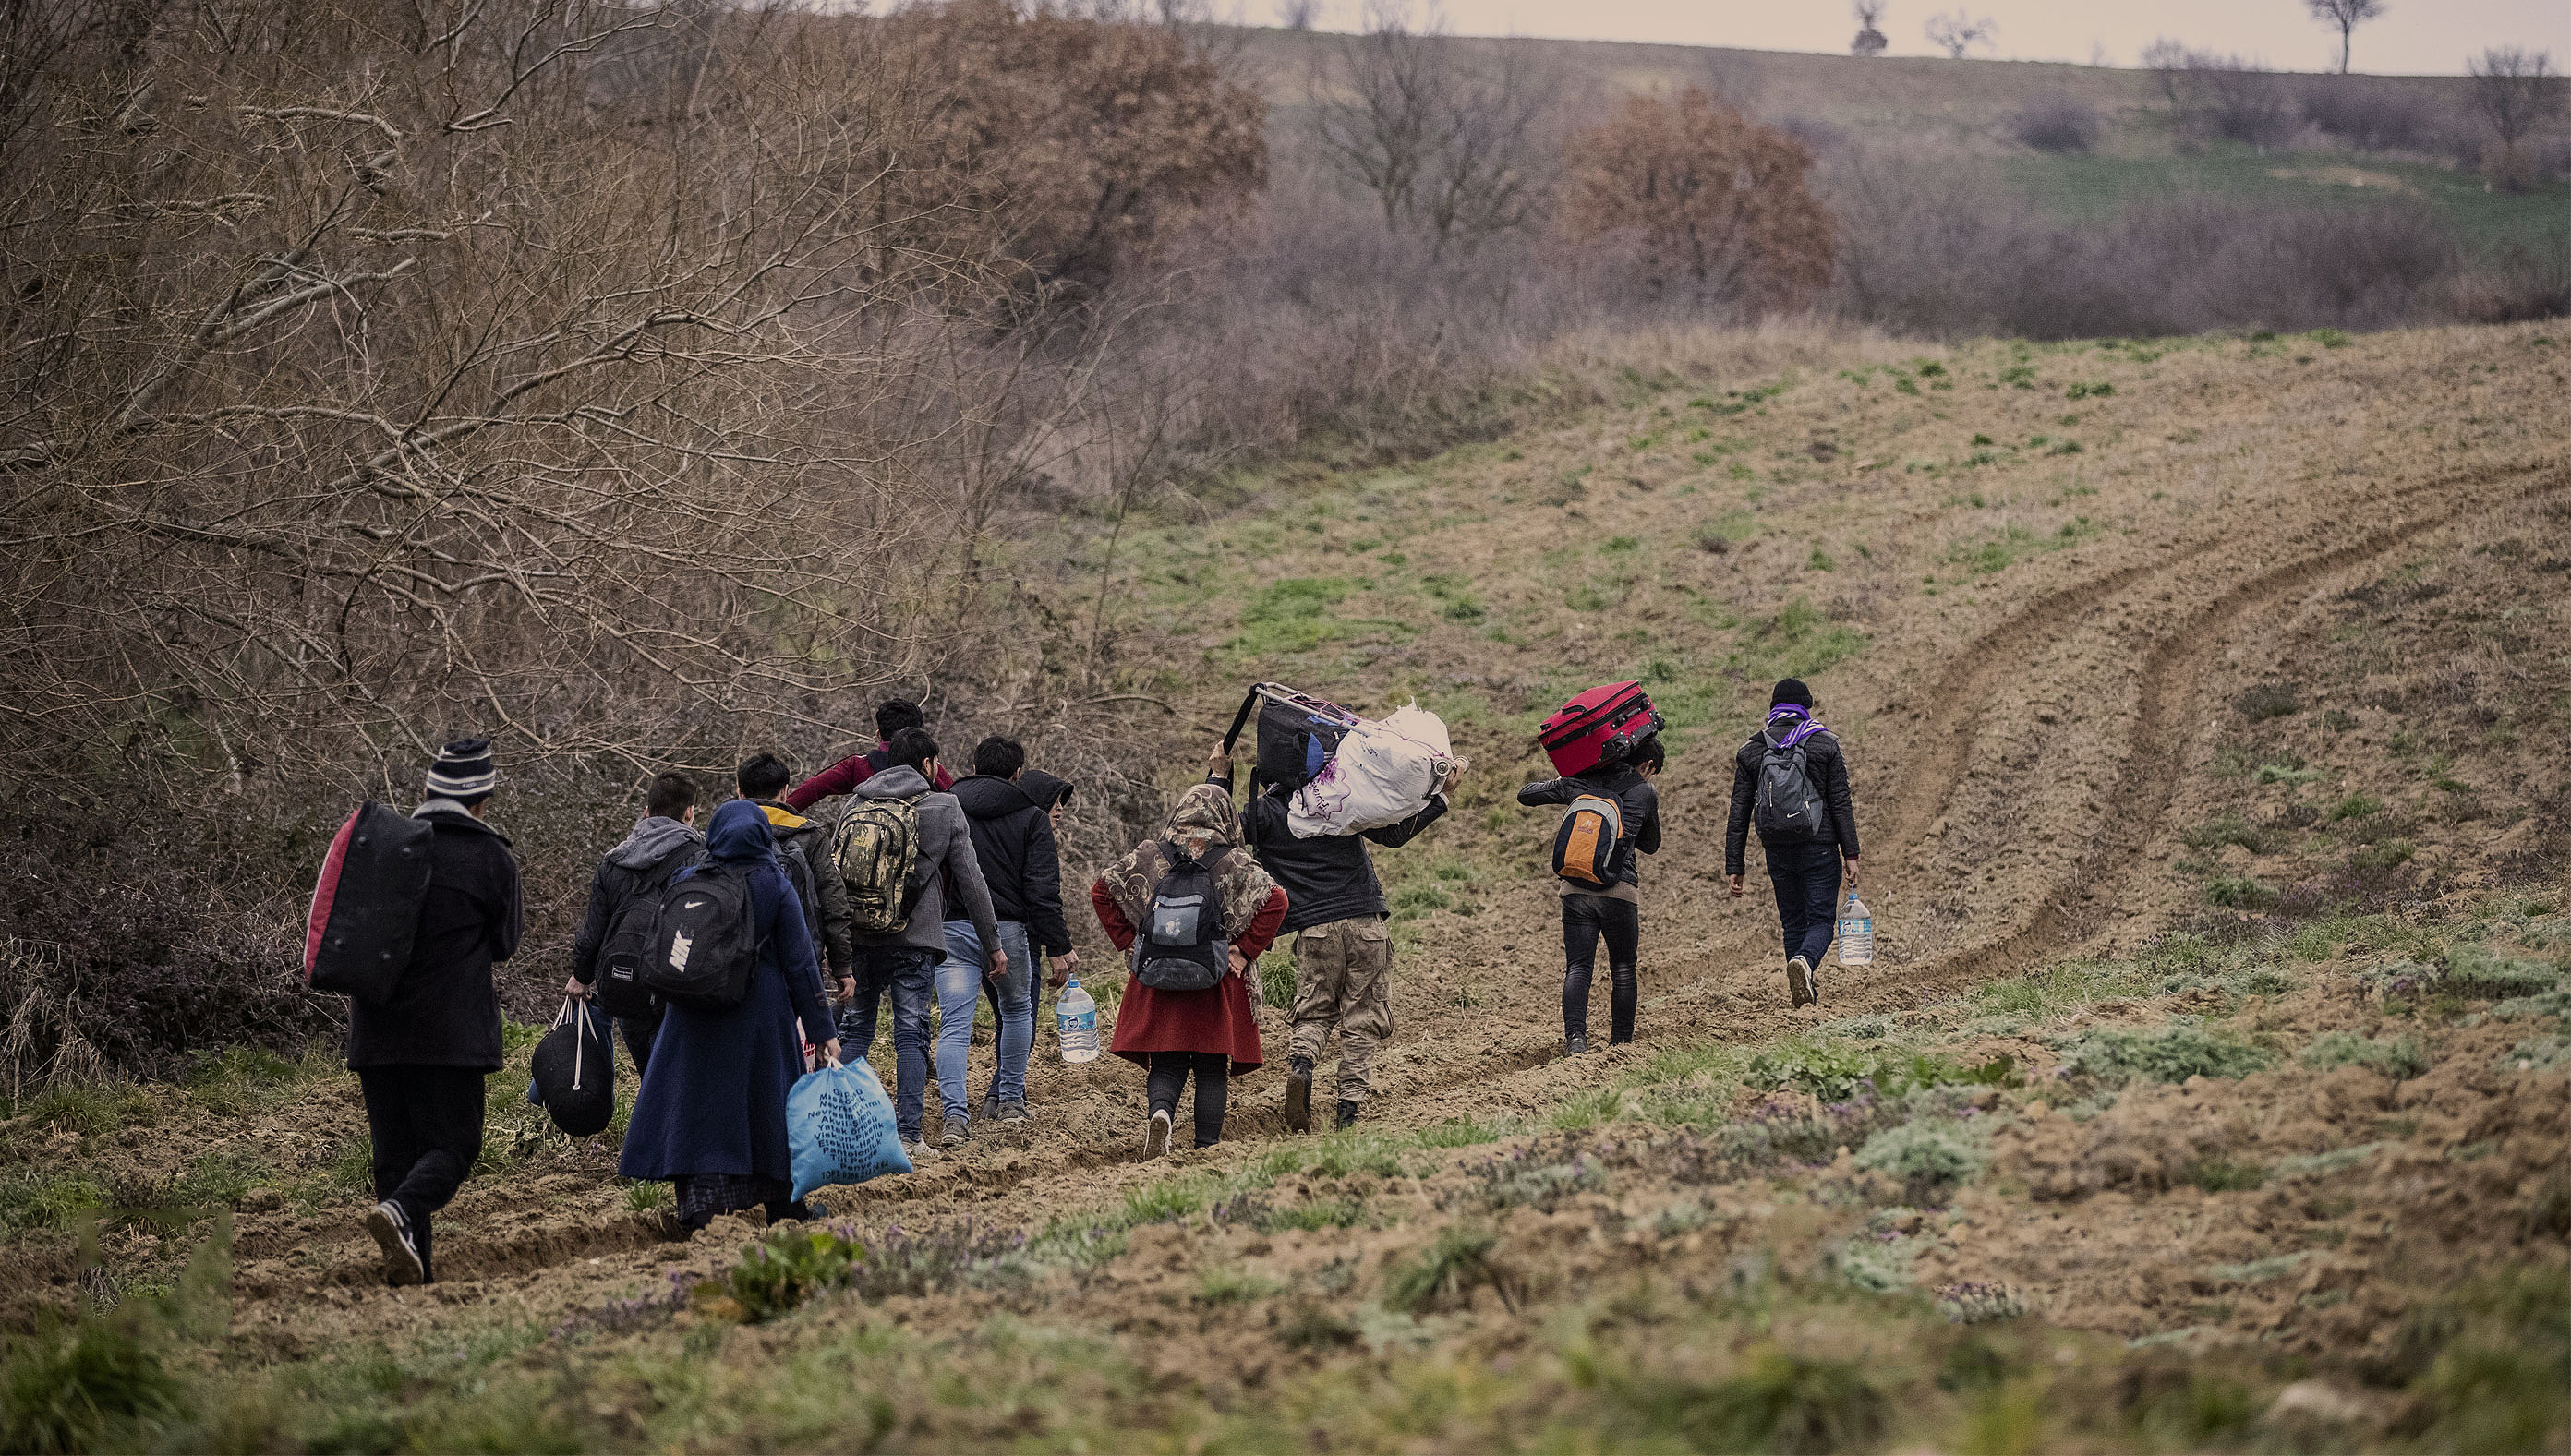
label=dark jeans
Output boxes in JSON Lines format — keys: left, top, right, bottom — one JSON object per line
{"left": 1562, "top": 894, "right": 1640, "bottom": 1043}
{"left": 839, "top": 945, "right": 939, "bottom": 1141}
{"left": 1764, "top": 837, "right": 1845, "bottom": 966}
{"left": 616, "top": 1008, "right": 662, "bottom": 1078}
{"left": 356, "top": 1065, "right": 487, "bottom": 1282}
{"left": 1146, "top": 1051, "right": 1229, "bottom": 1148}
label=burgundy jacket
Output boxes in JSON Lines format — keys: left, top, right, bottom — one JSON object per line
{"left": 782, "top": 741, "right": 955, "bottom": 811}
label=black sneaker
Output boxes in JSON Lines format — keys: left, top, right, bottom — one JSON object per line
{"left": 1284, "top": 1058, "right": 1313, "bottom": 1134}
{"left": 366, "top": 1200, "right": 425, "bottom": 1287}
{"left": 1334, "top": 1099, "right": 1358, "bottom": 1130}
{"left": 1565, "top": 1033, "right": 1589, "bottom": 1055}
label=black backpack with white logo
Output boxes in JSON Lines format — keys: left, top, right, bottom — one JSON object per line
{"left": 595, "top": 848, "right": 700, "bottom": 1019}
{"left": 1753, "top": 726, "right": 1829, "bottom": 839}
{"left": 641, "top": 864, "right": 760, "bottom": 1011}
{"left": 1134, "top": 847, "right": 1229, "bottom": 993}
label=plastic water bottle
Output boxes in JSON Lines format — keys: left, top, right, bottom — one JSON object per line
{"left": 1056, "top": 976, "right": 1100, "bottom": 1064}
{"left": 1838, "top": 893, "right": 1876, "bottom": 968}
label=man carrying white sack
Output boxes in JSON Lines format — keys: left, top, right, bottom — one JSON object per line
{"left": 1205, "top": 711, "right": 1454, "bottom": 1133}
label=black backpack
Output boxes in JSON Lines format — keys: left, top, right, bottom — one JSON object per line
{"left": 640, "top": 864, "right": 760, "bottom": 1011}
{"left": 595, "top": 847, "right": 700, "bottom": 1019}
{"left": 305, "top": 801, "right": 436, "bottom": 1003}
{"left": 1133, "top": 847, "right": 1229, "bottom": 993}
{"left": 1752, "top": 727, "right": 1829, "bottom": 839}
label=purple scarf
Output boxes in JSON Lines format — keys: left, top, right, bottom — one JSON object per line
{"left": 1766, "top": 703, "right": 1829, "bottom": 749}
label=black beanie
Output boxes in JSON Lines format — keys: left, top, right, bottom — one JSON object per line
{"left": 426, "top": 737, "right": 496, "bottom": 800}
{"left": 1770, "top": 679, "right": 1813, "bottom": 709}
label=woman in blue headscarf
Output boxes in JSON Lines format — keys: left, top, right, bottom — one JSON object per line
{"left": 619, "top": 799, "right": 839, "bottom": 1228}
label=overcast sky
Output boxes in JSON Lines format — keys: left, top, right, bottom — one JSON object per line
{"left": 1275, "top": 0, "right": 2571, "bottom": 75}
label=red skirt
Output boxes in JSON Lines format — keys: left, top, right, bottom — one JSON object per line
{"left": 1109, "top": 967, "right": 1264, "bottom": 1074}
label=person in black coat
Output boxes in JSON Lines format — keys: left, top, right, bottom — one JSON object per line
{"left": 1520, "top": 736, "right": 1662, "bottom": 1054}
{"left": 942, "top": 736, "right": 1079, "bottom": 1130}
{"left": 1724, "top": 677, "right": 1863, "bottom": 1009}
{"left": 618, "top": 800, "right": 839, "bottom": 1229}
{"left": 352, "top": 738, "right": 524, "bottom": 1287}
{"left": 563, "top": 771, "right": 703, "bottom": 1075}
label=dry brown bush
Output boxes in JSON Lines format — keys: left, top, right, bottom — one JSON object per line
{"left": 1556, "top": 86, "right": 1833, "bottom": 309}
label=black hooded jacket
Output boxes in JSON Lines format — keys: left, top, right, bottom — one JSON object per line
{"left": 948, "top": 770, "right": 1075, "bottom": 957}
{"left": 1725, "top": 721, "right": 1862, "bottom": 876}
{"left": 346, "top": 804, "right": 523, "bottom": 1070}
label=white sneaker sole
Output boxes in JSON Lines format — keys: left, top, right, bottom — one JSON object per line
{"left": 366, "top": 1203, "right": 424, "bottom": 1287}
{"left": 1143, "top": 1111, "right": 1173, "bottom": 1159}
{"left": 1786, "top": 957, "right": 1814, "bottom": 1008}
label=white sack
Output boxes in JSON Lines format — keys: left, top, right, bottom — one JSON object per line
{"left": 1287, "top": 704, "right": 1463, "bottom": 837}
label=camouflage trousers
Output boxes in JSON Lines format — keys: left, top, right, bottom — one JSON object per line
{"left": 1286, "top": 916, "right": 1394, "bottom": 1105}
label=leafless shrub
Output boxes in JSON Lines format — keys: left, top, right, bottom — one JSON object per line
{"left": 1923, "top": 9, "right": 1997, "bottom": 60}
{"left": 1307, "top": 8, "right": 1561, "bottom": 257}
{"left": 2143, "top": 42, "right": 2297, "bottom": 150}
{"left": 2468, "top": 47, "right": 2565, "bottom": 192}
{"left": 1277, "top": 0, "right": 1321, "bottom": 27}
{"left": 2299, "top": 78, "right": 2441, "bottom": 152}
{"left": 2445, "top": 236, "right": 2571, "bottom": 322}
{"left": 2009, "top": 94, "right": 2104, "bottom": 152}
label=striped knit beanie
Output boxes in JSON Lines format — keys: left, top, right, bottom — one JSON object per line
{"left": 426, "top": 738, "right": 497, "bottom": 800}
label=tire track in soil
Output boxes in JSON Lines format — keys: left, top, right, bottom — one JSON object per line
{"left": 296, "top": 458, "right": 2563, "bottom": 1314}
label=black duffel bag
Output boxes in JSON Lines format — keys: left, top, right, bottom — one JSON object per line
{"left": 532, "top": 997, "right": 615, "bottom": 1137}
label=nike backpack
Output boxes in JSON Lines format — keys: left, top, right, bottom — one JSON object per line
{"left": 1752, "top": 728, "right": 1828, "bottom": 839}
{"left": 1133, "top": 848, "right": 1229, "bottom": 993}
{"left": 305, "top": 801, "right": 436, "bottom": 1003}
{"left": 641, "top": 864, "right": 760, "bottom": 1011}
{"left": 1551, "top": 793, "right": 1625, "bottom": 889}
{"left": 595, "top": 848, "right": 699, "bottom": 1019}
{"left": 835, "top": 794, "right": 923, "bottom": 935}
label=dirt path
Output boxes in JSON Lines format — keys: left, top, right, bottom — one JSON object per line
{"left": 208, "top": 444, "right": 2566, "bottom": 1350}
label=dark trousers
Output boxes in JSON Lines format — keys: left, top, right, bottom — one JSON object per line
{"left": 616, "top": 1009, "right": 662, "bottom": 1078}
{"left": 1146, "top": 1051, "right": 1229, "bottom": 1148}
{"left": 356, "top": 1065, "right": 487, "bottom": 1282}
{"left": 1764, "top": 837, "right": 1844, "bottom": 966}
{"left": 839, "top": 945, "right": 939, "bottom": 1140}
{"left": 1562, "top": 895, "right": 1640, "bottom": 1043}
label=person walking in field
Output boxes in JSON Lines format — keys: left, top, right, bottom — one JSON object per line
{"left": 617, "top": 800, "right": 840, "bottom": 1230}
{"left": 835, "top": 727, "right": 1004, "bottom": 1160}
{"left": 782, "top": 698, "right": 956, "bottom": 810}
{"left": 1091, "top": 782, "right": 1287, "bottom": 1156}
{"left": 1204, "top": 740, "right": 1449, "bottom": 1133}
{"left": 1725, "top": 678, "right": 1862, "bottom": 1009}
{"left": 942, "top": 735, "right": 1079, "bottom": 1137}
{"left": 1520, "top": 735, "right": 1663, "bottom": 1054}
{"left": 563, "top": 771, "right": 702, "bottom": 1077}
{"left": 353, "top": 738, "right": 523, "bottom": 1286}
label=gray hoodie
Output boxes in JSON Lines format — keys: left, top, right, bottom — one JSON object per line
{"left": 569, "top": 813, "right": 704, "bottom": 987}
{"left": 848, "top": 765, "right": 1001, "bottom": 963}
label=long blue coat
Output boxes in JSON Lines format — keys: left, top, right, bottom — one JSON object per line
{"left": 618, "top": 801, "right": 832, "bottom": 1185}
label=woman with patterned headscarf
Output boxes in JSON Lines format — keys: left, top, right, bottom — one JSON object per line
{"left": 1091, "top": 782, "right": 1288, "bottom": 1156}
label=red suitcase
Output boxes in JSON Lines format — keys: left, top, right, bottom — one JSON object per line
{"left": 1539, "top": 681, "right": 1664, "bottom": 776}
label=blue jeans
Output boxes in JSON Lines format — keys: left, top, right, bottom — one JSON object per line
{"left": 839, "top": 945, "right": 938, "bottom": 1141}
{"left": 1763, "top": 837, "right": 1845, "bottom": 967}
{"left": 938, "top": 921, "right": 1034, "bottom": 1121}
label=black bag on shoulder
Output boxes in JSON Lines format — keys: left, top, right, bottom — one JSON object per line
{"left": 595, "top": 848, "right": 700, "bottom": 1019}
{"left": 304, "top": 801, "right": 436, "bottom": 1003}
{"left": 1133, "top": 847, "right": 1229, "bottom": 993}
{"left": 640, "top": 864, "right": 760, "bottom": 1011}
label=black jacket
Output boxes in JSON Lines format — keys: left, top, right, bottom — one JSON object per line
{"left": 1726, "top": 722, "right": 1862, "bottom": 876}
{"left": 569, "top": 814, "right": 703, "bottom": 987}
{"left": 948, "top": 771, "right": 1076, "bottom": 957}
{"left": 1519, "top": 766, "right": 1661, "bottom": 888}
{"left": 346, "top": 805, "right": 523, "bottom": 1070}
{"left": 1213, "top": 772, "right": 1447, "bottom": 934}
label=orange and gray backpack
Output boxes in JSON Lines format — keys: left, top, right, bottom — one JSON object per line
{"left": 1551, "top": 793, "right": 1624, "bottom": 889}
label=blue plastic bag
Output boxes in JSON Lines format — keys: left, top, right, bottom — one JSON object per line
{"left": 788, "top": 1060, "right": 912, "bottom": 1200}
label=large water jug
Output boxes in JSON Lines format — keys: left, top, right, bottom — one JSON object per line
{"left": 1838, "top": 892, "right": 1876, "bottom": 968}
{"left": 1056, "top": 976, "right": 1100, "bottom": 1064}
